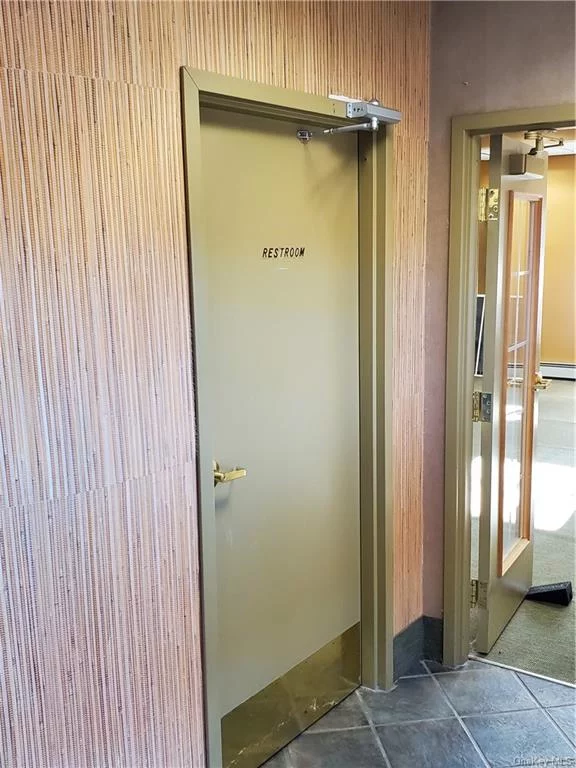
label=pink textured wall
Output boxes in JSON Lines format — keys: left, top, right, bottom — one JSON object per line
{"left": 424, "top": 0, "right": 576, "bottom": 618}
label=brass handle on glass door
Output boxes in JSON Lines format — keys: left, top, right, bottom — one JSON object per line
{"left": 533, "top": 373, "right": 551, "bottom": 391}
{"left": 213, "top": 461, "right": 247, "bottom": 486}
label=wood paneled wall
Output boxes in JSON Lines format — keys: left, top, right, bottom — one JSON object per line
{"left": 0, "top": 2, "right": 429, "bottom": 765}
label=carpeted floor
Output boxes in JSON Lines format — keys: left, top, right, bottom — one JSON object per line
{"left": 471, "top": 380, "right": 576, "bottom": 684}
{"left": 483, "top": 515, "right": 576, "bottom": 683}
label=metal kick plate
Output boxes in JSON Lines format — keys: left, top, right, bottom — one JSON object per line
{"left": 221, "top": 624, "right": 360, "bottom": 768}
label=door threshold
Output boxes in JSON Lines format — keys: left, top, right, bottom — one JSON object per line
{"left": 468, "top": 654, "right": 576, "bottom": 688}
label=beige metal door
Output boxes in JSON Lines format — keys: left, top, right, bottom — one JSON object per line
{"left": 201, "top": 107, "right": 360, "bottom": 767}
{"left": 477, "top": 135, "right": 548, "bottom": 652}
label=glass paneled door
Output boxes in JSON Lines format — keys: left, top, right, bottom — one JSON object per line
{"left": 476, "top": 134, "right": 548, "bottom": 654}
{"left": 499, "top": 192, "right": 544, "bottom": 575}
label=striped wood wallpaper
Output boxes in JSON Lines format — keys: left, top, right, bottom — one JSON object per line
{"left": 0, "top": 2, "right": 429, "bottom": 765}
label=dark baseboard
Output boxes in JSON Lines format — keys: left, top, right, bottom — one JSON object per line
{"left": 423, "top": 616, "right": 443, "bottom": 662}
{"left": 393, "top": 615, "right": 443, "bottom": 680}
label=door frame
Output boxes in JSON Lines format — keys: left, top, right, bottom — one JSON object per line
{"left": 180, "top": 68, "right": 398, "bottom": 767}
{"left": 443, "top": 103, "right": 576, "bottom": 667}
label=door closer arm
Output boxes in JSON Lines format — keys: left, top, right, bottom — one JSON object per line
{"left": 297, "top": 100, "right": 401, "bottom": 142}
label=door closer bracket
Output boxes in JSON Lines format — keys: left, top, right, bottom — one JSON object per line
{"left": 297, "top": 100, "right": 401, "bottom": 142}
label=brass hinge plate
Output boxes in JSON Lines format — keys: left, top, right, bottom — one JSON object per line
{"left": 472, "top": 391, "right": 493, "bottom": 422}
{"left": 470, "top": 579, "right": 478, "bottom": 608}
{"left": 470, "top": 579, "right": 488, "bottom": 609}
{"left": 478, "top": 187, "right": 499, "bottom": 222}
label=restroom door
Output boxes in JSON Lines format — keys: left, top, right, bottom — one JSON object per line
{"left": 200, "top": 107, "right": 360, "bottom": 767}
{"left": 477, "top": 135, "right": 548, "bottom": 652}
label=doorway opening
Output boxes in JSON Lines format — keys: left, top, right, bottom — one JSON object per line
{"left": 443, "top": 104, "right": 576, "bottom": 684}
{"left": 469, "top": 128, "right": 576, "bottom": 683}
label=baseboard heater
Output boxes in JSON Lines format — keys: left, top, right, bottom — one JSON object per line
{"left": 540, "top": 362, "right": 576, "bottom": 381}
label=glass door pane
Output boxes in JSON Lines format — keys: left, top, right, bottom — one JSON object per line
{"left": 498, "top": 194, "right": 541, "bottom": 574}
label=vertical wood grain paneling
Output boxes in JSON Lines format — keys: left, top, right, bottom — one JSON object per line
{"left": 0, "top": 68, "right": 194, "bottom": 508}
{"left": 0, "top": 62, "right": 203, "bottom": 766}
{"left": 0, "top": 464, "right": 203, "bottom": 767}
{"left": 393, "top": 134, "right": 428, "bottom": 630}
{"left": 1, "top": 2, "right": 429, "bottom": 764}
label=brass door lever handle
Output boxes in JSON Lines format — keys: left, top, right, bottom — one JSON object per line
{"left": 533, "top": 373, "right": 551, "bottom": 391}
{"left": 507, "top": 373, "right": 552, "bottom": 391}
{"left": 213, "top": 461, "right": 247, "bottom": 487}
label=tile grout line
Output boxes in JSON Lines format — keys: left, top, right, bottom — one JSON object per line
{"left": 424, "top": 662, "right": 492, "bottom": 768}
{"left": 432, "top": 669, "right": 493, "bottom": 677}
{"left": 396, "top": 672, "right": 430, "bottom": 679}
{"left": 469, "top": 655, "right": 576, "bottom": 690}
{"left": 354, "top": 690, "right": 393, "bottom": 768}
{"left": 547, "top": 703, "right": 576, "bottom": 710}
{"left": 514, "top": 672, "right": 576, "bottom": 753}
{"left": 373, "top": 714, "right": 465, "bottom": 728}
{"left": 306, "top": 723, "right": 373, "bottom": 734}
{"left": 459, "top": 706, "right": 545, "bottom": 719}
{"left": 399, "top": 704, "right": 542, "bottom": 721}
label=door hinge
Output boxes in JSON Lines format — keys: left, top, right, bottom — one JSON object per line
{"left": 478, "top": 187, "right": 499, "bottom": 222}
{"left": 470, "top": 579, "right": 478, "bottom": 608}
{"left": 472, "top": 391, "right": 493, "bottom": 422}
{"left": 470, "top": 579, "right": 488, "bottom": 609}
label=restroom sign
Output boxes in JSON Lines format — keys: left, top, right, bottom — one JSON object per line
{"left": 262, "top": 246, "right": 306, "bottom": 259}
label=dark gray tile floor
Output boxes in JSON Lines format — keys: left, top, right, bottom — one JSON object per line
{"left": 263, "top": 659, "right": 576, "bottom": 768}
